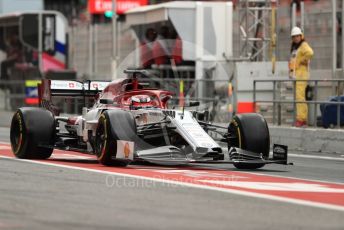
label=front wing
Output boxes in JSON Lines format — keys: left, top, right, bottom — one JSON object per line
{"left": 134, "top": 144, "right": 290, "bottom": 166}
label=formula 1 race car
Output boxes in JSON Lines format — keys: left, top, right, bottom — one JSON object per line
{"left": 10, "top": 69, "right": 289, "bottom": 169}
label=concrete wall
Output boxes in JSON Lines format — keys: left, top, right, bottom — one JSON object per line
{"left": 270, "top": 126, "right": 344, "bottom": 154}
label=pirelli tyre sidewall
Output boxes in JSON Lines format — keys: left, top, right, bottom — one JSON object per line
{"left": 228, "top": 113, "right": 270, "bottom": 169}
{"left": 10, "top": 107, "right": 55, "bottom": 159}
{"left": 95, "top": 110, "right": 137, "bottom": 166}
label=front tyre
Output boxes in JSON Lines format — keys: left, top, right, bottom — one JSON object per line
{"left": 10, "top": 108, "right": 55, "bottom": 159}
{"left": 228, "top": 113, "right": 270, "bottom": 169}
{"left": 95, "top": 110, "right": 137, "bottom": 166}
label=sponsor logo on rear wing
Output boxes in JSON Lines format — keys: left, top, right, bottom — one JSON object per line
{"left": 38, "top": 79, "right": 111, "bottom": 116}
{"left": 50, "top": 80, "right": 110, "bottom": 91}
{"left": 50, "top": 80, "right": 83, "bottom": 90}
{"left": 88, "top": 81, "right": 110, "bottom": 91}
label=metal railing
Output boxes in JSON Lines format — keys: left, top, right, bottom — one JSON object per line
{"left": 253, "top": 79, "right": 344, "bottom": 128}
{"left": 145, "top": 78, "right": 234, "bottom": 122}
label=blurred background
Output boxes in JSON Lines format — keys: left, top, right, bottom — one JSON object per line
{"left": 0, "top": 0, "right": 344, "bottom": 128}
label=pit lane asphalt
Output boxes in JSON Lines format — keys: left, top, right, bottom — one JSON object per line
{"left": 0, "top": 127, "right": 343, "bottom": 230}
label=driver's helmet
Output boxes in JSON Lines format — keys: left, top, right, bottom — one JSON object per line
{"left": 130, "top": 95, "right": 155, "bottom": 108}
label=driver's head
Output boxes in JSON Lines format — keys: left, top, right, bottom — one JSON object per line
{"left": 130, "top": 95, "right": 153, "bottom": 108}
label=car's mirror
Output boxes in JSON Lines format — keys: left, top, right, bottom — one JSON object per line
{"left": 99, "top": 98, "right": 113, "bottom": 104}
{"left": 188, "top": 101, "right": 200, "bottom": 107}
{"left": 95, "top": 92, "right": 101, "bottom": 101}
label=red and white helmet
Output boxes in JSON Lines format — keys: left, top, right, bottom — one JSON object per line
{"left": 130, "top": 95, "right": 154, "bottom": 108}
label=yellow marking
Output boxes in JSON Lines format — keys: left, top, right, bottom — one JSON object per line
{"left": 231, "top": 119, "right": 242, "bottom": 148}
{"left": 228, "top": 104, "right": 233, "bottom": 113}
{"left": 228, "top": 83, "right": 232, "bottom": 96}
{"left": 14, "top": 112, "right": 23, "bottom": 154}
{"left": 237, "top": 125, "right": 242, "bottom": 148}
{"left": 99, "top": 114, "right": 107, "bottom": 161}
{"left": 179, "top": 80, "right": 184, "bottom": 94}
{"left": 25, "top": 80, "right": 41, "bottom": 87}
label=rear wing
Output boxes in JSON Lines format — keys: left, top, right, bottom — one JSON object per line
{"left": 38, "top": 79, "right": 110, "bottom": 115}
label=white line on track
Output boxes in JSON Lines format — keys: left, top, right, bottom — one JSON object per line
{"left": 288, "top": 153, "right": 344, "bottom": 161}
{"left": 0, "top": 155, "right": 344, "bottom": 212}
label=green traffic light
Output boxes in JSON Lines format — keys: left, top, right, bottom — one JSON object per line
{"left": 104, "top": 11, "right": 113, "bottom": 18}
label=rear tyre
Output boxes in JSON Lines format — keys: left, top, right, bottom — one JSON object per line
{"left": 10, "top": 107, "right": 55, "bottom": 159}
{"left": 95, "top": 110, "right": 137, "bottom": 166}
{"left": 228, "top": 113, "right": 270, "bottom": 169}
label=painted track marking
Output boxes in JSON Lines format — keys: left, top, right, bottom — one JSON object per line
{"left": 1, "top": 143, "right": 344, "bottom": 212}
{"left": 288, "top": 153, "right": 344, "bottom": 161}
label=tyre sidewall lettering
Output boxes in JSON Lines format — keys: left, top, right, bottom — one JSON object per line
{"left": 98, "top": 114, "right": 108, "bottom": 161}
{"left": 230, "top": 119, "right": 242, "bottom": 148}
{"left": 13, "top": 112, "right": 24, "bottom": 155}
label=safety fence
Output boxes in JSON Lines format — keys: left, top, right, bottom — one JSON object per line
{"left": 0, "top": 78, "right": 234, "bottom": 123}
{"left": 254, "top": 79, "right": 344, "bottom": 129}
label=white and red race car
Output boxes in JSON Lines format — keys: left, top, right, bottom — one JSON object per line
{"left": 10, "top": 69, "right": 289, "bottom": 169}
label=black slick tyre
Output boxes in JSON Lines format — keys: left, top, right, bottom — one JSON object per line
{"left": 95, "top": 110, "right": 137, "bottom": 166}
{"left": 228, "top": 113, "right": 270, "bottom": 169}
{"left": 10, "top": 107, "right": 55, "bottom": 159}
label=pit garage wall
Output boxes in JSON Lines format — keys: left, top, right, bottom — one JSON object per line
{"left": 124, "top": 1, "right": 234, "bottom": 102}
{"left": 234, "top": 61, "right": 289, "bottom": 112}
{"left": 169, "top": 2, "right": 233, "bottom": 99}
{"left": 167, "top": 2, "right": 233, "bottom": 67}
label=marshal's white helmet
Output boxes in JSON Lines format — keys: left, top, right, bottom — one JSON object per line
{"left": 291, "top": 26, "right": 303, "bottom": 37}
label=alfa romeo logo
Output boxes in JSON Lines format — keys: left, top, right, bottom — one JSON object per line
{"left": 124, "top": 142, "right": 130, "bottom": 158}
